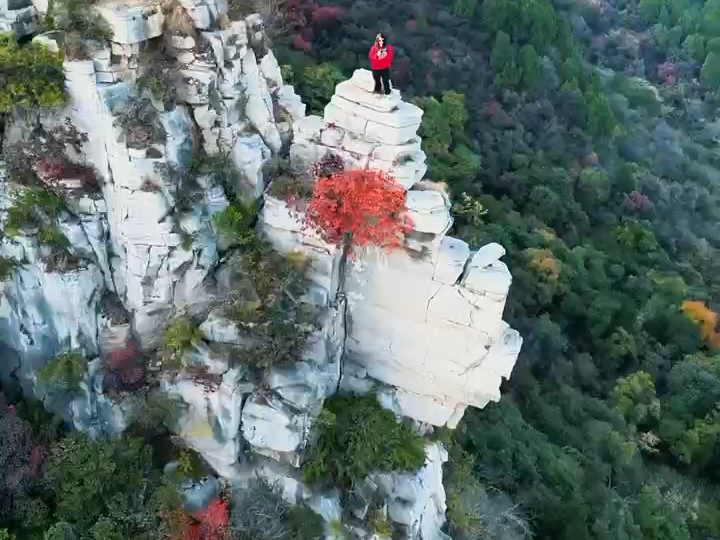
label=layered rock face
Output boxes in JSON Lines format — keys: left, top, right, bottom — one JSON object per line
{"left": 0, "top": 0, "right": 37, "bottom": 36}
{"left": 273, "top": 69, "right": 522, "bottom": 428}
{"left": 52, "top": 4, "right": 304, "bottom": 346}
{"left": 0, "top": 7, "right": 521, "bottom": 539}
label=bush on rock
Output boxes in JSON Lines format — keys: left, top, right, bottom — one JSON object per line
{"left": 48, "top": 0, "right": 113, "bottom": 59}
{"left": 37, "top": 351, "right": 87, "bottom": 392}
{"left": 303, "top": 169, "right": 413, "bottom": 258}
{"left": 161, "top": 317, "right": 203, "bottom": 367}
{"left": 211, "top": 201, "right": 257, "bottom": 248}
{"left": 302, "top": 394, "right": 426, "bottom": 488}
{"left": 0, "top": 257, "right": 17, "bottom": 281}
{"left": 0, "top": 33, "right": 66, "bottom": 112}
{"left": 220, "top": 236, "right": 316, "bottom": 375}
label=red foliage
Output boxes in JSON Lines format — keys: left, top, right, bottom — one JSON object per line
{"left": 103, "top": 341, "right": 145, "bottom": 391}
{"left": 657, "top": 61, "right": 678, "bottom": 86}
{"left": 35, "top": 157, "right": 98, "bottom": 191}
{"left": 291, "top": 33, "right": 312, "bottom": 52}
{"left": 303, "top": 169, "right": 413, "bottom": 255}
{"left": 285, "top": 0, "right": 342, "bottom": 49}
{"left": 180, "top": 498, "right": 229, "bottom": 540}
{"left": 623, "top": 190, "right": 654, "bottom": 213}
{"left": 28, "top": 445, "right": 45, "bottom": 474}
{"left": 311, "top": 5, "right": 343, "bottom": 25}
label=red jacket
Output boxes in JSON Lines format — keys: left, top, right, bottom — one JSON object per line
{"left": 369, "top": 44, "right": 393, "bottom": 70}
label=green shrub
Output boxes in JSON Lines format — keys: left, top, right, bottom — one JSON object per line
{"left": 37, "top": 226, "right": 70, "bottom": 249}
{"left": 45, "top": 433, "right": 161, "bottom": 533}
{"left": 266, "top": 159, "right": 313, "bottom": 202}
{"left": 135, "top": 55, "right": 180, "bottom": 106}
{"left": 172, "top": 448, "right": 209, "bottom": 481}
{"left": 43, "top": 522, "right": 76, "bottom": 540}
{"left": 212, "top": 201, "right": 257, "bottom": 247}
{"left": 161, "top": 317, "right": 202, "bottom": 364}
{"left": 188, "top": 153, "right": 242, "bottom": 197}
{"left": 222, "top": 238, "right": 315, "bottom": 374}
{"left": 296, "top": 63, "right": 344, "bottom": 114}
{"left": 4, "top": 189, "right": 64, "bottom": 238}
{"left": 444, "top": 442, "right": 532, "bottom": 540}
{"left": 238, "top": 316, "right": 314, "bottom": 371}
{"left": 49, "top": 0, "right": 113, "bottom": 58}
{"left": 127, "top": 390, "right": 185, "bottom": 435}
{"left": 369, "top": 510, "right": 393, "bottom": 537}
{"left": 0, "top": 32, "right": 66, "bottom": 112}
{"left": 302, "top": 394, "right": 426, "bottom": 488}
{"left": 0, "top": 257, "right": 17, "bottom": 280}
{"left": 37, "top": 350, "right": 87, "bottom": 391}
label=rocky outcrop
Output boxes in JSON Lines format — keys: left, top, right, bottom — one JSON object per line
{"left": 0, "top": 6, "right": 521, "bottom": 540}
{"left": 0, "top": 0, "right": 37, "bottom": 36}
{"left": 290, "top": 69, "right": 426, "bottom": 189}
{"left": 269, "top": 69, "right": 522, "bottom": 428}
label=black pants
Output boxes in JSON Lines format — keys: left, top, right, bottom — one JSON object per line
{"left": 372, "top": 68, "right": 391, "bottom": 94}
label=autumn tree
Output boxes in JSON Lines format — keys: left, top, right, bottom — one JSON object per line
{"left": 681, "top": 300, "right": 720, "bottom": 348}
{"left": 180, "top": 498, "right": 229, "bottom": 540}
{"left": 303, "top": 169, "right": 413, "bottom": 260}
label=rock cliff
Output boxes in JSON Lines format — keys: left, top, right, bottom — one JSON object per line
{"left": 0, "top": 3, "right": 521, "bottom": 539}
{"left": 267, "top": 69, "right": 522, "bottom": 428}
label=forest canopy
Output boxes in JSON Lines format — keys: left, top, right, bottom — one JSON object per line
{"left": 272, "top": 0, "right": 720, "bottom": 537}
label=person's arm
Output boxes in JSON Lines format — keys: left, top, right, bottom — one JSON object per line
{"left": 368, "top": 45, "right": 376, "bottom": 60}
{"left": 387, "top": 45, "right": 394, "bottom": 64}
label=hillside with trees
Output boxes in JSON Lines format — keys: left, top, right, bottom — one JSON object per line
{"left": 270, "top": 0, "right": 720, "bottom": 537}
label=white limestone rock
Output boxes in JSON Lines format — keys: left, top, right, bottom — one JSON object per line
{"left": 405, "top": 190, "right": 452, "bottom": 234}
{"left": 200, "top": 307, "right": 242, "bottom": 344}
{"left": 372, "top": 443, "right": 450, "bottom": 540}
{"left": 240, "top": 48, "right": 282, "bottom": 152}
{"left": 241, "top": 393, "right": 310, "bottom": 464}
{"left": 335, "top": 81, "right": 402, "bottom": 113}
{"left": 95, "top": 0, "right": 164, "bottom": 44}
{"left": 164, "top": 367, "right": 249, "bottom": 478}
{"left": 275, "top": 85, "right": 306, "bottom": 122}
{"left": 259, "top": 50, "right": 283, "bottom": 90}
{"left": 0, "top": 3, "right": 36, "bottom": 36}
{"left": 241, "top": 305, "right": 344, "bottom": 463}
{"left": 294, "top": 115, "right": 324, "bottom": 142}
{"left": 230, "top": 134, "right": 272, "bottom": 197}
{"left": 329, "top": 95, "right": 422, "bottom": 129}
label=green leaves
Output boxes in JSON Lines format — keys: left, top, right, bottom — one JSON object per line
{"left": 0, "top": 32, "right": 66, "bottom": 112}
{"left": 211, "top": 201, "right": 257, "bottom": 247}
{"left": 161, "top": 317, "right": 203, "bottom": 364}
{"left": 37, "top": 350, "right": 87, "bottom": 392}
{"left": 302, "top": 394, "right": 426, "bottom": 488}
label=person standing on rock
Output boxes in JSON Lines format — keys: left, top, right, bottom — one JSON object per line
{"left": 369, "top": 33, "right": 394, "bottom": 96}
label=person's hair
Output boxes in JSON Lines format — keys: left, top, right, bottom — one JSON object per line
{"left": 375, "top": 32, "right": 387, "bottom": 49}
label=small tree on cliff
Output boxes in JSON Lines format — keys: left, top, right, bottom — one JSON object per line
{"left": 303, "top": 169, "right": 412, "bottom": 262}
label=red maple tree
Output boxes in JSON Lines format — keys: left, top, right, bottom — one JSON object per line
{"left": 303, "top": 169, "right": 412, "bottom": 257}
{"left": 102, "top": 341, "right": 145, "bottom": 392}
{"left": 176, "top": 498, "right": 229, "bottom": 540}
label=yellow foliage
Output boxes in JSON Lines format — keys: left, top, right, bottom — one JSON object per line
{"left": 681, "top": 300, "right": 720, "bottom": 347}
{"left": 525, "top": 248, "right": 561, "bottom": 282}
{"left": 286, "top": 250, "right": 309, "bottom": 269}
{"left": 183, "top": 417, "right": 213, "bottom": 439}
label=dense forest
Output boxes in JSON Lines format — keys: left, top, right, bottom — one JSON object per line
{"left": 3, "top": 0, "right": 720, "bottom": 537}
{"left": 271, "top": 0, "right": 720, "bottom": 537}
